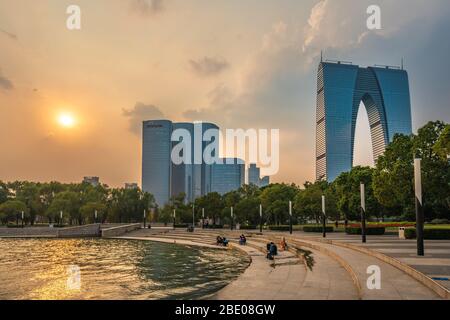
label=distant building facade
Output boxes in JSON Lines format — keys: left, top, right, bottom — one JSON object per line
{"left": 248, "top": 163, "right": 270, "bottom": 188}
{"left": 124, "top": 183, "right": 138, "bottom": 189}
{"left": 211, "top": 158, "right": 245, "bottom": 195}
{"left": 83, "top": 176, "right": 100, "bottom": 187}
{"left": 315, "top": 61, "right": 412, "bottom": 181}
{"left": 142, "top": 120, "right": 221, "bottom": 206}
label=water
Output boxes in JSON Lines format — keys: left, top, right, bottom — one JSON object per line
{"left": 0, "top": 238, "right": 250, "bottom": 300}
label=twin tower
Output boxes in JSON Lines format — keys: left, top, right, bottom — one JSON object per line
{"left": 316, "top": 61, "right": 413, "bottom": 181}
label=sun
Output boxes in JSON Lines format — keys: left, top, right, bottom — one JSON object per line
{"left": 57, "top": 113, "right": 76, "bottom": 128}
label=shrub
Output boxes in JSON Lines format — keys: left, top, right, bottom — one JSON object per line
{"left": 239, "top": 225, "right": 257, "bottom": 230}
{"left": 174, "top": 224, "right": 189, "bottom": 228}
{"left": 404, "top": 228, "right": 450, "bottom": 240}
{"left": 429, "top": 219, "right": 450, "bottom": 225}
{"left": 345, "top": 227, "right": 385, "bottom": 235}
{"left": 204, "top": 224, "right": 223, "bottom": 229}
{"left": 7, "top": 223, "right": 22, "bottom": 228}
{"left": 267, "top": 225, "right": 290, "bottom": 231}
{"left": 303, "top": 225, "right": 334, "bottom": 233}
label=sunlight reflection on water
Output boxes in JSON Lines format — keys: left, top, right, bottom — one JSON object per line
{"left": 0, "top": 238, "right": 250, "bottom": 300}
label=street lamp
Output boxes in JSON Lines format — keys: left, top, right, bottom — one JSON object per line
{"left": 143, "top": 209, "right": 147, "bottom": 228}
{"left": 360, "top": 183, "right": 367, "bottom": 243}
{"left": 289, "top": 201, "right": 293, "bottom": 235}
{"left": 202, "top": 208, "right": 205, "bottom": 229}
{"left": 192, "top": 204, "right": 195, "bottom": 230}
{"left": 21, "top": 211, "right": 24, "bottom": 228}
{"left": 414, "top": 158, "right": 424, "bottom": 256}
{"left": 322, "top": 195, "right": 327, "bottom": 238}
{"left": 94, "top": 210, "right": 98, "bottom": 224}
{"left": 230, "top": 206, "right": 234, "bottom": 231}
{"left": 259, "top": 204, "right": 263, "bottom": 233}
{"left": 173, "top": 209, "right": 176, "bottom": 229}
{"left": 60, "top": 210, "right": 63, "bottom": 226}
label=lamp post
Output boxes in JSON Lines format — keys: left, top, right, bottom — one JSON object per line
{"left": 94, "top": 210, "right": 98, "bottom": 224}
{"left": 230, "top": 207, "right": 234, "bottom": 231}
{"left": 173, "top": 209, "right": 176, "bottom": 229}
{"left": 192, "top": 204, "right": 195, "bottom": 230}
{"left": 202, "top": 208, "right": 205, "bottom": 229}
{"left": 414, "top": 158, "right": 424, "bottom": 256}
{"left": 259, "top": 204, "right": 263, "bottom": 233}
{"left": 289, "top": 201, "right": 293, "bottom": 235}
{"left": 60, "top": 210, "right": 63, "bottom": 226}
{"left": 322, "top": 195, "right": 327, "bottom": 238}
{"left": 143, "top": 209, "right": 146, "bottom": 228}
{"left": 360, "top": 183, "right": 367, "bottom": 243}
{"left": 21, "top": 211, "right": 24, "bottom": 228}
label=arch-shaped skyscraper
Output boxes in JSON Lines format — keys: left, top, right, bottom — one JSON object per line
{"left": 315, "top": 61, "right": 412, "bottom": 181}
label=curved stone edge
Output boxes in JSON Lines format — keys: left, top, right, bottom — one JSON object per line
{"left": 277, "top": 236, "right": 363, "bottom": 300}
{"left": 326, "top": 240, "right": 450, "bottom": 300}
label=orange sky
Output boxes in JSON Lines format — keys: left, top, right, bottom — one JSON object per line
{"left": 1, "top": 0, "right": 449, "bottom": 187}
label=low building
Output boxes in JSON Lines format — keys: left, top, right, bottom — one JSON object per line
{"left": 83, "top": 176, "right": 99, "bottom": 187}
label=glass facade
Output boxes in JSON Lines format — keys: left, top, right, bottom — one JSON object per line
{"left": 142, "top": 120, "right": 173, "bottom": 206}
{"left": 211, "top": 158, "right": 245, "bottom": 195}
{"left": 316, "top": 62, "right": 412, "bottom": 181}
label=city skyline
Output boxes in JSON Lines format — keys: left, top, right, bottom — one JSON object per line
{"left": 1, "top": 0, "right": 450, "bottom": 187}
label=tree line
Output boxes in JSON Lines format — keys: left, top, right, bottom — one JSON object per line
{"left": 1, "top": 121, "right": 448, "bottom": 226}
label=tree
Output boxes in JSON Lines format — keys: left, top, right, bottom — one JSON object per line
{"left": 80, "top": 202, "right": 107, "bottom": 223}
{"left": 194, "top": 192, "right": 224, "bottom": 226}
{"left": 434, "top": 124, "right": 450, "bottom": 159}
{"left": 260, "top": 184, "right": 299, "bottom": 225}
{"left": 0, "top": 181, "right": 10, "bottom": 205}
{"left": 16, "top": 182, "right": 43, "bottom": 225}
{"left": 295, "top": 181, "right": 330, "bottom": 224}
{"left": 0, "top": 200, "right": 29, "bottom": 224}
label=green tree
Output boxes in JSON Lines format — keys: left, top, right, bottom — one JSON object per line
{"left": 0, "top": 200, "right": 29, "bottom": 224}
{"left": 260, "top": 183, "right": 299, "bottom": 225}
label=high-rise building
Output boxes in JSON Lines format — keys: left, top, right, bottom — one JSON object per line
{"left": 211, "top": 158, "right": 245, "bottom": 195}
{"left": 83, "top": 176, "right": 99, "bottom": 187}
{"left": 248, "top": 163, "right": 270, "bottom": 187}
{"left": 142, "top": 120, "right": 172, "bottom": 206}
{"left": 142, "top": 120, "right": 221, "bottom": 206}
{"left": 124, "top": 183, "right": 138, "bottom": 189}
{"left": 248, "top": 164, "right": 260, "bottom": 186}
{"left": 315, "top": 61, "right": 412, "bottom": 181}
{"left": 171, "top": 122, "right": 194, "bottom": 202}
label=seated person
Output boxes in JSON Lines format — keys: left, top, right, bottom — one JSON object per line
{"left": 222, "top": 237, "right": 229, "bottom": 247}
{"left": 216, "top": 236, "right": 223, "bottom": 245}
{"left": 239, "top": 234, "right": 247, "bottom": 245}
{"left": 270, "top": 243, "right": 278, "bottom": 256}
{"left": 280, "top": 237, "right": 288, "bottom": 251}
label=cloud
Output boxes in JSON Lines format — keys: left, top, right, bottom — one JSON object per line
{"left": 130, "top": 0, "right": 165, "bottom": 17}
{"left": 189, "top": 56, "right": 230, "bottom": 77}
{"left": 0, "top": 69, "right": 14, "bottom": 91}
{"left": 123, "top": 102, "right": 165, "bottom": 135}
{"left": 0, "top": 28, "right": 17, "bottom": 40}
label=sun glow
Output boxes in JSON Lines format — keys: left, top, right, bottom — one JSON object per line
{"left": 57, "top": 113, "right": 76, "bottom": 128}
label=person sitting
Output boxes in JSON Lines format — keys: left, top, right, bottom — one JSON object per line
{"left": 266, "top": 242, "right": 275, "bottom": 260}
{"left": 216, "top": 236, "right": 223, "bottom": 246}
{"left": 270, "top": 242, "right": 278, "bottom": 257}
{"left": 222, "top": 237, "right": 229, "bottom": 247}
{"left": 239, "top": 234, "right": 247, "bottom": 245}
{"left": 280, "top": 237, "right": 288, "bottom": 251}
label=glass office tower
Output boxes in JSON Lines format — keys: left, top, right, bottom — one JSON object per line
{"left": 211, "top": 158, "right": 245, "bottom": 195}
{"left": 315, "top": 61, "right": 412, "bottom": 181}
{"left": 142, "top": 120, "right": 173, "bottom": 206}
{"left": 171, "top": 122, "right": 194, "bottom": 202}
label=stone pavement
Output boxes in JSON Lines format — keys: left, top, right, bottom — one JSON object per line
{"left": 285, "top": 231, "right": 450, "bottom": 291}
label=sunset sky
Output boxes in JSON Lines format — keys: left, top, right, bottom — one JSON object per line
{"left": 1, "top": 0, "right": 449, "bottom": 187}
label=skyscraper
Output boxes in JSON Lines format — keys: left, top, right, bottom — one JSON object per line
{"left": 248, "top": 163, "right": 270, "bottom": 187}
{"left": 211, "top": 158, "right": 245, "bottom": 195}
{"left": 142, "top": 120, "right": 172, "bottom": 206}
{"left": 142, "top": 120, "right": 221, "bottom": 206}
{"left": 315, "top": 61, "right": 412, "bottom": 181}
{"left": 248, "top": 163, "right": 260, "bottom": 186}
{"left": 171, "top": 122, "right": 194, "bottom": 202}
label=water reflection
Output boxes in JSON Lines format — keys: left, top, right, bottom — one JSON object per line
{"left": 0, "top": 238, "right": 250, "bottom": 300}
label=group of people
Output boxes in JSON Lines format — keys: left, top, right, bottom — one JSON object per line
{"left": 266, "top": 238, "right": 288, "bottom": 260}
{"left": 216, "top": 236, "right": 229, "bottom": 247}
